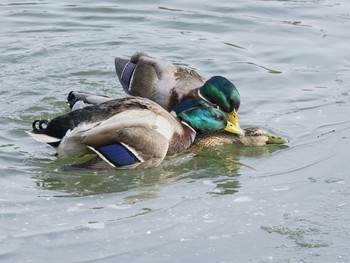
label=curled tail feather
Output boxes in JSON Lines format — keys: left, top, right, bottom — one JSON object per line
{"left": 27, "top": 119, "right": 61, "bottom": 144}
{"left": 32, "top": 119, "right": 49, "bottom": 133}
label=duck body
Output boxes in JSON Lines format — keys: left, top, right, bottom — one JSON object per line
{"left": 28, "top": 96, "right": 234, "bottom": 169}
{"left": 115, "top": 52, "right": 243, "bottom": 135}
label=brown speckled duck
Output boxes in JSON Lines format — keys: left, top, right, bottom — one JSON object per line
{"left": 193, "top": 128, "right": 286, "bottom": 149}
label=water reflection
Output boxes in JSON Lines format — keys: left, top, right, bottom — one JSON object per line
{"left": 33, "top": 159, "right": 172, "bottom": 199}
{"left": 32, "top": 143, "right": 287, "bottom": 199}
{"left": 237, "top": 61, "right": 282, "bottom": 74}
{"left": 185, "top": 144, "right": 288, "bottom": 195}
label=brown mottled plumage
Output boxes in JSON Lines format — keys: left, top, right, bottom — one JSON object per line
{"left": 193, "top": 127, "right": 286, "bottom": 149}
{"left": 115, "top": 52, "right": 206, "bottom": 111}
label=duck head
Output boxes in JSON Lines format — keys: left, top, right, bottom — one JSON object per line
{"left": 243, "top": 128, "right": 286, "bottom": 145}
{"left": 174, "top": 98, "right": 243, "bottom": 135}
{"left": 199, "top": 76, "right": 242, "bottom": 133}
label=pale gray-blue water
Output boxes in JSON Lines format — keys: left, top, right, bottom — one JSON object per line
{"left": 1, "top": 0, "right": 350, "bottom": 262}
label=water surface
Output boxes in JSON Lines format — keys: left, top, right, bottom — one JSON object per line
{"left": 1, "top": 0, "right": 350, "bottom": 262}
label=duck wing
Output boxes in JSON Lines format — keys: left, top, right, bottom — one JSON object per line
{"left": 114, "top": 56, "right": 132, "bottom": 94}
{"left": 64, "top": 127, "right": 169, "bottom": 170}
{"left": 115, "top": 52, "right": 161, "bottom": 98}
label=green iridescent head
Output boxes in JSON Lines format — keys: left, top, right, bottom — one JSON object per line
{"left": 176, "top": 101, "right": 241, "bottom": 134}
{"left": 198, "top": 76, "right": 243, "bottom": 134}
{"left": 199, "top": 76, "right": 240, "bottom": 113}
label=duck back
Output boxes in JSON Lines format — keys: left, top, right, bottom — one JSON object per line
{"left": 115, "top": 52, "right": 206, "bottom": 111}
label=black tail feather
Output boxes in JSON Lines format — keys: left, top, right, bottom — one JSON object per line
{"left": 32, "top": 119, "right": 49, "bottom": 132}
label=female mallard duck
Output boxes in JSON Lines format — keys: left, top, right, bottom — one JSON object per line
{"left": 27, "top": 96, "right": 237, "bottom": 170}
{"left": 192, "top": 128, "right": 286, "bottom": 149}
{"left": 114, "top": 52, "right": 244, "bottom": 135}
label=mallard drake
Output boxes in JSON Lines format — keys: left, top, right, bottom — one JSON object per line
{"left": 27, "top": 96, "right": 237, "bottom": 169}
{"left": 114, "top": 52, "right": 244, "bottom": 135}
{"left": 192, "top": 128, "right": 286, "bottom": 149}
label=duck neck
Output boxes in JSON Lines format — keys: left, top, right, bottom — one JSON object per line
{"left": 167, "top": 122, "right": 196, "bottom": 155}
{"left": 197, "top": 88, "right": 211, "bottom": 104}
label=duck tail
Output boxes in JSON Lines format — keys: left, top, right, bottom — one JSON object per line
{"left": 32, "top": 119, "right": 49, "bottom": 133}
{"left": 26, "top": 119, "right": 61, "bottom": 144}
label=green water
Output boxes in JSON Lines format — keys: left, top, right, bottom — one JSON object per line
{"left": 1, "top": 0, "right": 350, "bottom": 262}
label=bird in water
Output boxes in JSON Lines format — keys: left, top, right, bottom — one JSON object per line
{"left": 193, "top": 127, "right": 286, "bottom": 149}
{"left": 27, "top": 96, "right": 238, "bottom": 170}
{"left": 114, "top": 52, "right": 244, "bottom": 135}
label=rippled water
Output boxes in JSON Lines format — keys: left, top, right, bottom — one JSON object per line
{"left": 1, "top": 0, "right": 350, "bottom": 262}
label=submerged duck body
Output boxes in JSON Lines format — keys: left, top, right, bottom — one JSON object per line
{"left": 193, "top": 128, "right": 286, "bottom": 149}
{"left": 28, "top": 96, "right": 235, "bottom": 169}
{"left": 115, "top": 52, "right": 244, "bottom": 135}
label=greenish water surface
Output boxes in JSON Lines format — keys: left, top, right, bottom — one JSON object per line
{"left": 1, "top": 0, "right": 350, "bottom": 262}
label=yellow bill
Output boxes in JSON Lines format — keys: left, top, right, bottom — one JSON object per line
{"left": 225, "top": 121, "right": 245, "bottom": 136}
{"left": 226, "top": 109, "right": 240, "bottom": 128}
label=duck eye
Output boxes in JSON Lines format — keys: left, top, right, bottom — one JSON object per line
{"left": 271, "top": 136, "right": 275, "bottom": 139}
